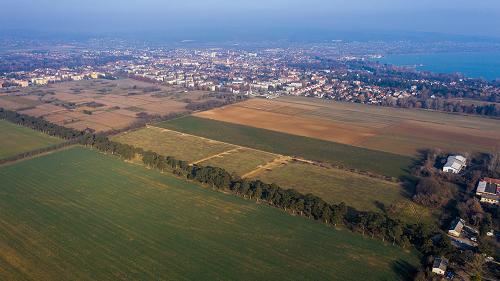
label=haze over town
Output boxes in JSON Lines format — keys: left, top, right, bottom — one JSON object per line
{"left": 2, "top": 0, "right": 500, "bottom": 40}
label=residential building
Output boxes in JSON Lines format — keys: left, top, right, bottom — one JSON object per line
{"left": 13, "top": 80, "right": 29, "bottom": 87}
{"left": 476, "top": 178, "right": 500, "bottom": 205}
{"left": 432, "top": 257, "right": 448, "bottom": 275}
{"left": 448, "top": 218, "right": 465, "bottom": 237}
{"left": 443, "top": 155, "right": 466, "bottom": 174}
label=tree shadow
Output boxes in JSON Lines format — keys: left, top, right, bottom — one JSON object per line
{"left": 398, "top": 149, "right": 434, "bottom": 199}
{"left": 392, "top": 259, "right": 417, "bottom": 281}
{"left": 374, "top": 200, "right": 386, "bottom": 212}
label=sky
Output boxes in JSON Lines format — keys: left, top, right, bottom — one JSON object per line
{"left": 1, "top": 0, "right": 499, "bottom": 41}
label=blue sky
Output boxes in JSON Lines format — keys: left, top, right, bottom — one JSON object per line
{"left": 1, "top": 0, "right": 499, "bottom": 40}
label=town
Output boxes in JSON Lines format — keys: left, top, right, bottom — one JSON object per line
{"left": 1, "top": 40, "right": 499, "bottom": 118}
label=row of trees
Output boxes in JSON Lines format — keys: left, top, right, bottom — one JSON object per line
{"left": 186, "top": 94, "right": 249, "bottom": 111}
{"left": 0, "top": 108, "right": 84, "bottom": 139}
{"left": 381, "top": 96, "right": 500, "bottom": 117}
{"left": 0, "top": 140, "right": 78, "bottom": 165}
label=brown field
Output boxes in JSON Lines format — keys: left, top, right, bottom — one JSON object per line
{"left": 0, "top": 95, "right": 42, "bottom": 108}
{"left": 0, "top": 99, "right": 25, "bottom": 110}
{"left": 195, "top": 97, "right": 500, "bottom": 156}
{"left": 19, "top": 104, "right": 66, "bottom": 117}
{"left": 65, "top": 120, "right": 113, "bottom": 132}
{"left": 79, "top": 111, "right": 137, "bottom": 130}
{"left": 196, "top": 102, "right": 376, "bottom": 145}
{"left": 112, "top": 108, "right": 141, "bottom": 117}
{"left": 0, "top": 79, "right": 218, "bottom": 132}
{"left": 139, "top": 100, "right": 187, "bottom": 115}
{"left": 44, "top": 111, "right": 88, "bottom": 125}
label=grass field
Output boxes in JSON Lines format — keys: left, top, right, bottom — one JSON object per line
{"left": 0, "top": 119, "right": 63, "bottom": 160}
{"left": 195, "top": 97, "right": 500, "bottom": 156}
{"left": 157, "top": 116, "right": 414, "bottom": 178}
{"left": 0, "top": 147, "right": 420, "bottom": 280}
{"left": 111, "top": 126, "right": 238, "bottom": 163}
{"left": 251, "top": 160, "right": 433, "bottom": 223}
{"left": 253, "top": 160, "right": 406, "bottom": 212}
{"left": 199, "top": 147, "right": 279, "bottom": 176}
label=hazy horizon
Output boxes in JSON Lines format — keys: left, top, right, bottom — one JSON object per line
{"left": 1, "top": 0, "right": 500, "bottom": 42}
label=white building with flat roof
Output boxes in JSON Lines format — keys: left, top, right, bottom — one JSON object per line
{"left": 443, "top": 155, "right": 466, "bottom": 174}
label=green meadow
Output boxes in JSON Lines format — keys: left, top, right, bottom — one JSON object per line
{"left": 0, "top": 147, "right": 419, "bottom": 280}
{"left": 0, "top": 119, "right": 63, "bottom": 160}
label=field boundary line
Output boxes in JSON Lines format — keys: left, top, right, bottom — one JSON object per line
{"left": 241, "top": 156, "right": 292, "bottom": 179}
{"left": 147, "top": 125, "right": 399, "bottom": 183}
{"left": 191, "top": 147, "right": 242, "bottom": 165}
{"left": 147, "top": 125, "right": 282, "bottom": 157}
{"left": 0, "top": 143, "right": 78, "bottom": 167}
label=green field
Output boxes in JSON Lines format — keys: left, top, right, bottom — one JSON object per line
{"left": 0, "top": 119, "right": 63, "bottom": 159}
{"left": 157, "top": 116, "right": 414, "bottom": 178}
{"left": 0, "top": 147, "right": 419, "bottom": 280}
{"left": 254, "top": 160, "right": 406, "bottom": 212}
{"left": 252, "top": 160, "right": 432, "bottom": 223}
{"left": 111, "top": 126, "right": 237, "bottom": 163}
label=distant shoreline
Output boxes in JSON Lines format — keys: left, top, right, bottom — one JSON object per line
{"left": 377, "top": 51, "right": 500, "bottom": 81}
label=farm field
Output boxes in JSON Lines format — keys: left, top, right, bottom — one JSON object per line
{"left": 157, "top": 116, "right": 413, "bottom": 178}
{"left": 252, "top": 160, "right": 430, "bottom": 221}
{"left": 199, "top": 147, "right": 279, "bottom": 176}
{"left": 112, "top": 125, "right": 415, "bottom": 214}
{"left": 194, "top": 97, "right": 500, "bottom": 156}
{"left": 0, "top": 79, "right": 218, "bottom": 132}
{"left": 0, "top": 119, "right": 63, "bottom": 159}
{"left": 253, "top": 160, "right": 405, "bottom": 211}
{"left": 111, "top": 126, "right": 239, "bottom": 163}
{"left": 0, "top": 147, "right": 420, "bottom": 281}
{"left": 113, "top": 126, "right": 281, "bottom": 175}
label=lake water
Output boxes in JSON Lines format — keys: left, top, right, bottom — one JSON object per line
{"left": 377, "top": 51, "right": 500, "bottom": 81}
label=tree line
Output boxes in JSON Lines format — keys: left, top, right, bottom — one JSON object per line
{"left": 380, "top": 96, "right": 499, "bottom": 118}
{"left": 0, "top": 140, "right": 78, "bottom": 165}
{"left": 0, "top": 108, "right": 84, "bottom": 139}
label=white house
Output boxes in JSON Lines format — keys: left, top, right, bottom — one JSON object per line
{"left": 443, "top": 155, "right": 466, "bottom": 174}
{"left": 432, "top": 257, "right": 448, "bottom": 275}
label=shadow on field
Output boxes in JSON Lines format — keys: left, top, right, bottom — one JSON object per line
{"left": 392, "top": 259, "right": 417, "bottom": 281}
{"left": 398, "top": 149, "right": 428, "bottom": 199}
{"left": 374, "top": 200, "right": 386, "bottom": 212}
